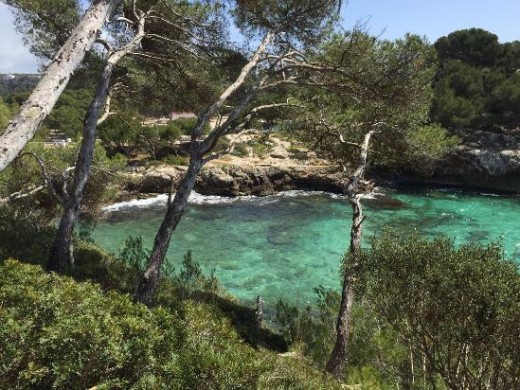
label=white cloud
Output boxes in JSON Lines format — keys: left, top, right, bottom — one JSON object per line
{"left": 0, "top": 3, "right": 40, "bottom": 74}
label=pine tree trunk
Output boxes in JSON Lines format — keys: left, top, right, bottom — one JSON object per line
{"left": 325, "top": 197, "right": 363, "bottom": 377}
{"left": 326, "top": 128, "right": 375, "bottom": 378}
{"left": 134, "top": 155, "right": 203, "bottom": 305}
{"left": 45, "top": 16, "right": 145, "bottom": 273}
{"left": 0, "top": 0, "right": 121, "bottom": 173}
{"left": 133, "top": 32, "right": 273, "bottom": 305}
{"left": 46, "top": 62, "right": 114, "bottom": 273}
{"left": 47, "top": 204, "right": 77, "bottom": 273}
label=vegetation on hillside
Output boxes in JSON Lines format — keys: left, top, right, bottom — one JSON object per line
{"left": 2, "top": 216, "right": 519, "bottom": 388}
{"left": 0, "top": 258, "right": 345, "bottom": 389}
{"left": 0, "top": 0, "right": 519, "bottom": 387}
{"left": 431, "top": 28, "right": 520, "bottom": 130}
{"left": 0, "top": 74, "right": 40, "bottom": 97}
{"left": 275, "top": 234, "right": 520, "bottom": 388}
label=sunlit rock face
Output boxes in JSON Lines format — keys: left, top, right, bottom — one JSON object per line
{"left": 406, "top": 129, "right": 520, "bottom": 193}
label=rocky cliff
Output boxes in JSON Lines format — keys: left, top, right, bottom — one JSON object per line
{"left": 124, "top": 135, "right": 345, "bottom": 196}
{"left": 410, "top": 129, "right": 520, "bottom": 193}
{"left": 127, "top": 158, "right": 344, "bottom": 196}
{"left": 125, "top": 130, "right": 520, "bottom": 197}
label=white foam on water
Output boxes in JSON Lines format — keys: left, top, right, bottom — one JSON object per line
{"left": 102, "top": 189, "right": 350, "bottom": 212}
{"left": 273, "top": 190, "right": 347, "bottom": 200}
{"left": 103, "top": 194, "right": 169, "bottom": 211}
{"left": 187, "top": 192, "right": 255, "bottom": 205}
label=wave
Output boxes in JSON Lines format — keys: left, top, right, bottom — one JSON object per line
{"left": 188, "top": 192, "right": 256, "bottom": 205}
{"left": 102, "top": 190, "right": 350, "bottom": 212}
{"left": 103, "top": 194, "right": 169, "bottom": 211}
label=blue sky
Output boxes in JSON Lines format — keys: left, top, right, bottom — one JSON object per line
{"left": 1, "top": 1, "right": 519, "bottom": 73}
{"left": 341, "top": 0, "right": 520, "bottom": 43}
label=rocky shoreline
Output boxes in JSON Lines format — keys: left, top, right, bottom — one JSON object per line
{"left": 124, "top": 156, "right": 345, "bottom": 197}
{"left": 121, "top": 134, "right": 344, "bottom": 197}
{"left": 405, "top": 128, "right": 520, "bottom": 194}
{"left": 121, "top": 129, "right": 520, "bottom": 199}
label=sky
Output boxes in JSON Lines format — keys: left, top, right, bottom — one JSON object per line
{"left": 0, "top": 3, "right": 41, "bottom": 74}
{"left": 341, "top": 0, "right": 520, "bottom": 44}
{"left": 1, "top": 0, "right": 519, "bottom": 74}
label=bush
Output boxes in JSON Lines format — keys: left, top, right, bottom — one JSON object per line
{"left": 287, "top": 146, "right": 308, "bottom": 160}
{"left": 358, "top": 233, "right": 520, "bottom": 389}
{"left": 0, "top": 142, "right": 123, "bottom": 223}
{"left": 161, "top": 155, "right": 189, "bottom": 166}
{"left": 0, "top": 259, "right": 342, "bottom": 389}
{"left": 248, "top": 137, "right": 272, "bottom": 157}
{"left": 274, "top": 287, "right": 399, "bottom": 388}
{"left": 72, "top": 240, "right": 142, "bottom": 294}
{"left": 273, "top": 234, "right": 520, "bottom": 388}
{"left": 172, "top": 117, "right": 210, "bottom": 136}
{"left": 232, "top": 142, "right": 251, "bottom": 157}
{"left": 275, "top": 286, "right": 338, "bottom": 367}
{"left": 0, "top": 206, "right": 56, "bottom": 265}
{"left": 160, "top": 121, "right": 183, "bottom": 141}
{"left": 0, "top": 260, "right": 183, "bottom": 389}
{"left": 176, "top": 302, "right": 267, "bottom": 389}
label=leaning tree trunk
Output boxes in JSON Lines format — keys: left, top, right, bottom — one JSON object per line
{"left": 325, "top": 195, "right": 363, "bottom": 377}
{"left": 326, "top": 127, "right": 377, "bottom": 378}
{"left": 134, "top": 154, "right": 204, "bottom": 305}
{"left": 46, "top": 62, "right": 113, "bottom": 273}
{"left": 134, "top": 32, "right": 274, "bottom": 306}
{"left": 46, "top": 16, "right": 145, "bottom": 273}
{"left": 0, "top": 0, "right": 121, "bottom": 173}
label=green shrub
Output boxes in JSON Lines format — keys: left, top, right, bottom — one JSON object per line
{"left": 176, "top": 302, "right": 267, "bottom": 389}
{"left": 160, "top": 121, "right": 183, "bottom": 141}
{"left": 248, "top": 138, "right": 272, "bottom": 157}
{"left": 275, "top": 286, "right": 338, "bottom": 367}
{"left": 0, "top": 259, "right": 342, "bottom": 389}
{"left": 0, "top": 206, "right": 56, "bottom": 265}
{"left": 274, "top": 287, "right": 399, "bottom": 387}
{"left": 172, "top": 117, "right": 210, "bottom": 135}
{"left": 273, "top": 235, "right": 520, "bottom": 388}
{"left": 358, "top": 233, "right": 520, "bottom": 389}
{"left": 232, "top": 142, "right": 251, "bottom": 157}
{"left": 287, "top": 146, "right": 308, "bottom": 160}
{"left": 257, "top": 355, "right": 342, "bottom": 390}
{"left": 72, "top": 240, "right": 142, "bottom": 294}
{"left": 0, "top": 260, "right": 183, "bottom": 389}
{"left": 0, "top": 142, "right": 123, "bottom": 223}
{"left": 161, "top": 154, "right": 189, "bottom": 166}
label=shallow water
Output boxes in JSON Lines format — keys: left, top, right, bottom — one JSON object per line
{"left": 92, "top": 188, "right": 520, "bottom": 305}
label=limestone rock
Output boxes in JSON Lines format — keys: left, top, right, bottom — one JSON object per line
{"left": 269, "top": 146, "right": 289, "bottom": 159}
{"left": 414, "top": 128, "right": 520, "bottom": 193}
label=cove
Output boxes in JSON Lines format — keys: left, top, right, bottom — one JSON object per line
{"left": 92, "top": 188, "right": 520, "bottom": 306}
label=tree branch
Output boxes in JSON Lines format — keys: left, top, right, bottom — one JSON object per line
{"left": 0, "top": 185, "right": 45, "bottom": 204}
{"left": 192, "top": 31, "right": 275, "bottom": 142}
{"left": 95, "top": 38, "right": 113, "bottom": 53}
{"left": 97, "top": 89, "right": 113, "bottom": 125}
{"left": 19, "top": 152, "right": 67, "bottom": 205}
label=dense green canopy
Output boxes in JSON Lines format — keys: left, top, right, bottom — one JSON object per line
{"left": 431, "top": 28, "right": 520, "bottom": 130}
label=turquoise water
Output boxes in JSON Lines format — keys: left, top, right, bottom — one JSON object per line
{"left": 92, "top": 188, "right": 520, "bottom": 305}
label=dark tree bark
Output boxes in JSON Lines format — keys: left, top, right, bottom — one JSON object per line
{"left": 325, "top": 195, "right": 363, "bottom": 377}
{"left": 326, "top": 128, "right": 376, "bottom": 378}
{"left": 46, "top": 61, "right": 114, "bottom": 273}
{"left": 0, "top": 0, "right": 122, "bottom": 172}
{"left": 46, "top": 16, "right": 145, "bottom": 273}
{"left": 134, "top": 33, "right": 274, "bottom": 305}
{"left": 134, "top": 153, "right": 203, "bottom": 305}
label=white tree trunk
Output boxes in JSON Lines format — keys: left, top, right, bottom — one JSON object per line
{"left": 0, "top": 0, "right": 121, "bottom": 172}
{"left": 326, "top": 128, "right": 376, "bottom": 378}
